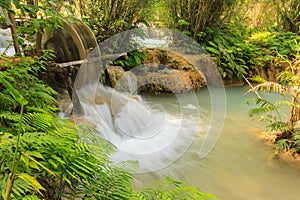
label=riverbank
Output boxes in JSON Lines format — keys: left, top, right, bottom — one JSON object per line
{"left": 258, "top": 133, "right": 300, "bottom": 165}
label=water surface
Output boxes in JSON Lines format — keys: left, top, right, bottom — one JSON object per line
{"left": 135, "top": 86, "right": 300, "bottom": 200}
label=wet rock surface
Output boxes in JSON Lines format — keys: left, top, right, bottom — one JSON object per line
{"left": 105, "top": 48, "right": 206, "bottom": 94}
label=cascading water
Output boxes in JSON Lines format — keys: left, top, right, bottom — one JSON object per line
{"left": 0, "top": 28, "right": 15, "bottom": 56}
{"left": 72, "top": 27, "right": 226, "bottom": 173}
{"left": 59, "top": 27, "right": 300, "bottom": 199}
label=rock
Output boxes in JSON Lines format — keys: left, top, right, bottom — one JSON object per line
{"left": 137, "top": 71, "right": 195, "bottom": 93}
{"left": 106, "top": 65, "right": 125, "bottom": 87}
{"left": 106, "top": 48, "right": 207, "bottom": 94}
{"left": 114, "top": 71, "right": 138, "bottom": 94}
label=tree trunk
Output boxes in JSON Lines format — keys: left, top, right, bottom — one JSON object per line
{"left": 36, "top": 32, "right": 42, "bottom": 56}
{"left": 8, "top": 12, "right": 21, "bottom": 56}
{"left": 288, "top": 93, "right": 300, "bottom": 129}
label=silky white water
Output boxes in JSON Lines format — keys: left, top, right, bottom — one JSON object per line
{"left": 0, "top": 28, "right": 15, "bottom": 56}
{"left": 74, "top": 82, "right": 202, "bottom": 172}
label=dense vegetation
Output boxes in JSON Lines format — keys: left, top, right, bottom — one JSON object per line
{"left": 158, "top": 0, "right": 300, "bottom": 154}
{"left": 0, "top": 53, "right": 215, "bottom": 199}
{"left": 247, "top": 54, "right": 300, "bottom": 154}
{"left": 1, "top": 0, "right": 300, "bottom": 198}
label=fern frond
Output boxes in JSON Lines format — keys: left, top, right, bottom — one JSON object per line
{"left": 248, "top": 98, "right": 279, "bottom": 117}
{"left": 26, "top": 106, "right": 59, "bottom": 113}
{"left": 278, "top": 71, "right": 295, "bottom": 85}
{"left": 0, "top": 93, "right": 17, "bottom": 111}
{"left": 21, "top": 195, "right": 40, "bottom": 200}
{"left": 246, "top": 82, "right": 287, "bottom": 94}
{"left": 137, "top": 176, "right": 216, "bottom": 200}
{"left": 0, "top": 112, "right": 20, "bottom": 123}
{"left": 267, "top": 121, "right": 291, "bottom": 132}
{"left": 251, "top": 75, "right": 268, "bottom": 83}
{"left": 11, "top": 178, "right": 33, "bottom": 199}
{"left": 22, "top": 113, "right": 52, "bottom": 132}
{"left": 275, "top": 139, "right": 291, "bottom": 152}
{"left": 276, "top": 100, "right": 300, "bottom": 108}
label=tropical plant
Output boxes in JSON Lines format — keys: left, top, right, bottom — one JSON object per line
{"left": 82, "top": 0, "right": 151, "bottom": 42}
{"left": 247, "top": 30, "right": 300, "bottom": 68}
{"left": 0, "top": 50, "right": 215, "bottom": 199}
{"left": 246, "top": 53, "right": 300, "bottom": 153}
{"left": 111, "top": 50, "right": 146, "bottom": 70}
{"left": 275, "top": 0, "right": 300, "bottom": 33}
{"left": 165, "top": 0, "right": 239, "bottom": 40}
{"left": 199, "top": 24, "right": 255, "bottom": 80}
{"left": 136, "top": 176, "right": 216, "bottom": 200}
{"left": 0, "top": 0, "right": 76, "bottom": 56}
{"left": 0, "top": 54, "right": 136, "bottom": 199}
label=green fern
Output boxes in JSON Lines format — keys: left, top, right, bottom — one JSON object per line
{"left": 246, "top": 82, "right": 287, "bottom": 94}
{"left": 246, "top": 53, "right": 300, "bottom": 154}
{"left": 136, "top": 176, "right": 216, "bottom": 200}
{"left": 248, "top": 98, "right": 279, "bottom": 117}
{"left": 1, "top": 50, "right": 215, "bottom": 199}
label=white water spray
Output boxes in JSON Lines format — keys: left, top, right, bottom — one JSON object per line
{"left": 72, "top": 27, "right": 226, "bottom": 173}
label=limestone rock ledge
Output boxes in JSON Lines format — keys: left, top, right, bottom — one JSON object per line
{"left": 105, "top": 48, "right": 206, "bottom": 94}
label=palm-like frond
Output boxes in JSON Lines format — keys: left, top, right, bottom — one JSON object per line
{"left": 276, "top": 100, "right": 300, "bottom": 108}
{"left": 22, "top": 113, "right": 53, "bottom": 132}
{"left": 137, "top": 176, "right": 216, "bottom": 200}
{"left": 246, "top": 82, "right": 287, "bottom": 95}
{"left": 0, "top": 112, "right": 20, "bottom": 123}
{"left": 267, "top": 121, "right": 292, "bottom": 132}
{"left": 248, "top": 98, "right": 279, "bottom": 117}
{"left": 251, "top": 75, "right": 268, "bottom": 83}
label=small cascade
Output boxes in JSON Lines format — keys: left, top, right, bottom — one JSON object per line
{"left": 72, "top": 27, "right": 226, "bottom": 173}
{"left": 0, "top": 28, "right": 15, "bottom": 56}
{"left": 76, "top": 82, "right": 200, "bottom": 172}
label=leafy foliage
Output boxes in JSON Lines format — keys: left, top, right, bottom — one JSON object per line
{"left": 82, "top": 0, "right": 151, "bottom": 43}
{"left": 247, "top": 53, "right": 300, "bottom": 153}
{"left": 0, "top": 55, "right": 136, "bottom": 199}
{"left": 112, "top": 50, "right": 146, "bottom": 70}
{"left": 0, "top": 50, "right": 214, "bottom": 199}
{"left": 199, "top": 25, "right": 252, "bottom": 79}
{"left": 0, "top": 0, "right": 77, "bottom": 56}
{"left": 136, "top": 177, "right": 216, "bottom": 200}
{"left": 198, "top": 23, "right": 300, "bottom": 80}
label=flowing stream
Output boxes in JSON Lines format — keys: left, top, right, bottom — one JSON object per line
{"left": 133, "top": 86, "right": 300, "bottom": 200}
{"left": 63, "top": 27, "right": 300, "bottom": 199}
{"left": 3, "top": 23, "right": 299, "bottom": 199}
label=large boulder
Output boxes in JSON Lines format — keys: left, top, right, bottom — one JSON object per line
{"left": 106, "top": 48, "right": 206, "bottom": 94}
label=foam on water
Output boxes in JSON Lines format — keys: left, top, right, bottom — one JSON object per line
{"left": 76, "top": 82, "right": 201, "bottom": 172}
{"left": 72, "top": 27, "right": 226, "bottom": 173}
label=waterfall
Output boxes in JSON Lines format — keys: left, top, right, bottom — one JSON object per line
{"left": 75, "top": 80, "right": 200, "bottom": 173}
{"left": 72, "top": 27, "right": 226, "bottom": 173}
{"left": 0, "top": 28, "right": 15, "bottom": 56}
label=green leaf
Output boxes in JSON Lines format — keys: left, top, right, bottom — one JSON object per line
{"left": 51, "top": 155, "right": 66, "bottom": 165}
{"left": 251, "top": 75, "right": 268, "bottom": 83}
{"left": 17, "top": 173, "right": 45, "bottom": 193}
{"left": 20, "top": 155, "right": 30, "bottom": 167}
{"left": 29, "top": 161, "right": 40, "bottom": 170}
{"left": 21, "top": 152, "right": 56, "bottom": 176}
{"left": 0, "top": 72, "right": 28, "bottom": 106}
{"left": 25, "top": 151, "right": 45, "bottom": 160}
{"left": 205, "top": 47, "right": 220, "bottom": 55}
{"left": 22, "top": 195, "right": 40, "bottom": 200}
{"left": 0, "top": 7, "right": 11, "bottom": 25}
